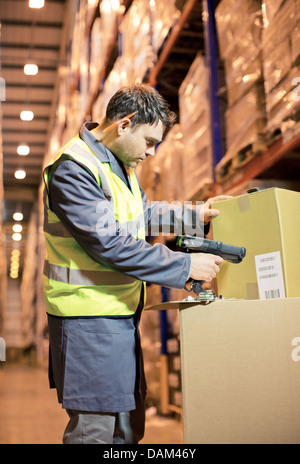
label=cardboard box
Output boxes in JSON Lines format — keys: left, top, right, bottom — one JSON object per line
{"left": 178, "top": 298, "right": 300, "bottom": 444}
{"left": 212, "top": 188, "right": 300, "bottom": 300}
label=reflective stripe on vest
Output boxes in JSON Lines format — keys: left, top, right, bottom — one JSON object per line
{"left": 44, "top": 260, "right": 136, "bottom": 286}
{"left": 43, "top": 135, "right": 146, "bottom": 317}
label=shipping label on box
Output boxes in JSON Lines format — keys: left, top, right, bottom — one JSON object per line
{"left": 255, "top": 251, "right": 286, "bottom": 299}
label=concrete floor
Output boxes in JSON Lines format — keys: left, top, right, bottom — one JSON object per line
{"left": 0, "top": 365, "right": 183, "bottom": 444}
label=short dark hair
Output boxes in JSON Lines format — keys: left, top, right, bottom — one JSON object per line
{"left": 105, "top": 83, "right": 176, "bottom": 129}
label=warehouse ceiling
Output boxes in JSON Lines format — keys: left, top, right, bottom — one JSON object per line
{"left": 0, "top": 0, "right": 68, "bottom": 273}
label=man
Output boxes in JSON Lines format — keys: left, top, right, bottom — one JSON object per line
{"left": 43, "top": 84, "right": 228, "bottom": 444}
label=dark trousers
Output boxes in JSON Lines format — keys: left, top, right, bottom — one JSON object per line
{"left": 63, "top": 399, "right": 145, "bottom": 444}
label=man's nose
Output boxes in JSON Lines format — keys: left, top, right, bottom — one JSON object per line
{"left": 145, "top": 146, "right": 156, "bottom": 157}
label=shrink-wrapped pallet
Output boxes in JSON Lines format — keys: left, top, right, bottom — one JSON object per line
{"left": 262, "top": 0, "right": 300, "bottom": 134}
{"left": 225, "top": 85, "right": 266, "bottom": 156}
{"left": 215, "top": 0, "right": 262, "bottom": 60}
{"left": 120, "top": 0, "right": 179, "bottom": 83}
{"left": 262, "top": 0, "right": 285, "bottom": 23}
{"left": 216, "top": 84, "right": 267, "bottom": 183}
{"left": 179, "top": 54, "right": 214, "bottom": 199}
{"left": 215, "top": 0, "right": 267, "bottom": 182}
{"left": 70, "top": 0, "right": 87, "bottom": 80}
{"left": 150, "top": 125, "right": 184, "bottom": 203}
{"left": 216, "top": 0, "right": 263, "bottom": 107}
{"left": 265, "top": 66, "right": 300, "bottom": 134}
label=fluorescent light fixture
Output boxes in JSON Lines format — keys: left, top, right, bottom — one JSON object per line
{"left": 12, "top": 233, "right": 22, "bottom": 241}
{"left": 13, "top": 224, "right": 23, "bottom": 233}
{"left": 24, "top": 64, "right": 38, "bottom": 75}
{"left": 13, "top": 213, "right": 23, "bottom": 221}
{"left": 29, "top": 0, "right": 45, "bottom": 8}
{"left": 111, "top": 0, "right": 120, "bottom": 11}
{"left": 101, "top": 0, "right": 111, "bottom": 13}
{"left": 11, "top": 249, "right": 21, "bottom": 257}
{"left": 17, "top": 145, "right": 30, "bottom": 155}
{"left": 20, "top": 110, "right": 34, "bottom": 121}
{"left": 14, "top": 170, "right": 26, "bottom": 179}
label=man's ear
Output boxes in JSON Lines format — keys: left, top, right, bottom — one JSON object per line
{"left": 117, "top": 118, "right": 132, "bottom": 136}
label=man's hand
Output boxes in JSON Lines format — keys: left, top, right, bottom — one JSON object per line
{"left": 189, "top": 253, "right": 224, "bottom": 282}
{"left": 201, "top": 195, "right": 232, "bottom": 224}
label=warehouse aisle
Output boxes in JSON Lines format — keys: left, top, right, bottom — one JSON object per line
{"left": 0, "top": 365, "right": 183, "bottom": 444}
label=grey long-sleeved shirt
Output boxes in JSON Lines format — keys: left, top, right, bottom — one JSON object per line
{"left": 47, "top": 123, "right": 205, "bottom": 290}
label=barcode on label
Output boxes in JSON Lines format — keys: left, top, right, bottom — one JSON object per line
{"left": 264, "top": 289, "right": 281, "bottom": 299}
{"left": 259, "top": 273, "right": 278, "bottom": 279}
{"left": 258, "top": 265, "right": 274, "bottom": 272}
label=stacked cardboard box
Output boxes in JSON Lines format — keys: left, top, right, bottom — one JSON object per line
{"left": 212, "top": 188, "right": 300, "bottom": 300}
{"left": 178, "top": 297, "right": 300, "bottom": 444}
{"left": 262, "top": 0, "right": 300, "bottom": 135}
{"left": 215, "top": 0, "right": 266, "bottom": 181}
{"left": 179, "top": 54, "right": 214, "bottom": 199}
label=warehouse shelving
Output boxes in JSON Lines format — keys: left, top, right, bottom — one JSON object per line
{"left": 148, "top": 0, "right": 199, "bottom": 87}
{"left": 215, "top": 131, "right": 300, "bottom": 195}
{"left": 71, "top": 0, "right": 300, "bottom": 199}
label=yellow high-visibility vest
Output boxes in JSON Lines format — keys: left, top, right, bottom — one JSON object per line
{"left": 43, "top": 135, "right": 146, "bottom": 317}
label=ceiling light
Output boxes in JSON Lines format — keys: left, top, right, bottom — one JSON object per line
{"left": 111, "top": 0, "right": 120, "bottom": 12}
{"left": 29, "top": 0, "right": 45, "bottom": 8}
{"left": 13, "top": 224, "right": 23, "bottom": 233}
{"left": 24, "top": 64, "right": 39, "bottom": 75}
{"left": 13, "top": 213, "right": 23, "bottom": 221}
{"left": 11, "top": 262, "right": 19, "bottom": 270}
{"left": 20, "top": 110, "right": 34, "bottom": 121}
{"left": 101, "top": 0, "right": 111, "bottom": 13}
{"left": 11, "top": 249, "right": 21, "bottom": 257}
{"left": 12, "top": 233, "right": 22, "bottom": 242}
{"left": 10, "top": 273, "right": 19, "bottom": 279}
{"left": 17, "top": 145, "right": 30, "bottom": 155}
{"left": 14, "top": 170, "right": 26, "bottom": 179}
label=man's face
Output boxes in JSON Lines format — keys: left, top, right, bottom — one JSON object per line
{"left": 110, "top": 119, "right": 164, "bottom": 168}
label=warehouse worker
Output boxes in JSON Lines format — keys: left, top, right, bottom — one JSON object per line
{"left": 43, "top": 83, "right": 228, "bottom": 444}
